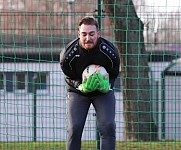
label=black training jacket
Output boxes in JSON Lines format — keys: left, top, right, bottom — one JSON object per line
{"left": 60, "top": 37, "right": 120, "bottom": 96}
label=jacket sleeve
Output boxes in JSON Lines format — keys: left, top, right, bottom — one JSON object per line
{"left": 99, "top": 38, "right": 120, "bottom": 83}
{"left": 60, "top": 39, "right": 82, "bottom": 89}
{"left": 65, "top": 76, "right": 81, "bottom": 89}
{"left": 60, "top": 38, "right": 79, "bottom": 79}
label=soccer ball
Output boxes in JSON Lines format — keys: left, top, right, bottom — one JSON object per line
{"left": 82, "top": 64, "right": 109, "bottom": 82}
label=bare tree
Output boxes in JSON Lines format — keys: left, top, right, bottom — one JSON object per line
{"left": 103, "top": 0, "right": 158, "bottom": 141}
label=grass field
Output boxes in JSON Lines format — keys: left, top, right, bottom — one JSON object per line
{"left": 0, "top": 141, "right": 181, "bottom": 150}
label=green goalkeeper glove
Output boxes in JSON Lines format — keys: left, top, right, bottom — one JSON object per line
{"left": 78, "top": 75, "right": 98, "bottom": 93}
{"left": 95, "top": 72, "right": 110, "bottom": 93}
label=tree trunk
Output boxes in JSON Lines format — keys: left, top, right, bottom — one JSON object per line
{"left": 103, "top": 0, "right": 158, "bottom": 141}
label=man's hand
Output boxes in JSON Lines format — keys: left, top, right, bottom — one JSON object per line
{"left": 95, "top": 72, "right": 110, "bottom": 93}
{"left": 78, "top": 75, "right": 98, "bottom": 93}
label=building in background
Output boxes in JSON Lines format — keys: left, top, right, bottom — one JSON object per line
{"left": 0, "top": 0, "right": 181, "bottom": 142}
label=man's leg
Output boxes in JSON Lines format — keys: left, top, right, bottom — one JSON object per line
{"left": 92, "top": 91, "right": 116, "bottom": 150}
{"left": 66, "top": 92, "right": 91, "bottom": 150}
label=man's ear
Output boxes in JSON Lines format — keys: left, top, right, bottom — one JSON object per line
{"left": 97, "top": 31, "right": 100, "bottom": 37}
{"left": 78, "top": 30, "right": 80, "bottom": 37}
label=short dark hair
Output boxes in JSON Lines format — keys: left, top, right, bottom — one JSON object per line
{"left": 78, "top": 16, "right": 99, "bottom": 30}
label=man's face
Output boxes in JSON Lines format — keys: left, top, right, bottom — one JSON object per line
{"left": 78, "top": 24, "right": 100, "bottom": 50}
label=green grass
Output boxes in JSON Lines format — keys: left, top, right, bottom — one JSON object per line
{"left": 0, "top": 141, "right": 181, "bottom": 150}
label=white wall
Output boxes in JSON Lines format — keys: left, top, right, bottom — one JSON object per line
{"left": 1, "top": 61, "right": 180, "bottom": 141}
{"left": 0, "top": 62, "right": 124, "bottom": 141}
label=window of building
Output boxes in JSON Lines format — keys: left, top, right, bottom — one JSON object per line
{"left": 36, "top": 72, "right": 47, "bottom": 90}
{"left": 15, "top": 72, "right": 26, "bottom": 90}
{"left": 1, "top": 71, "right": 49, "bottom": 93}
{"left": 6, "top": 72, "right": 13, "bottom": 92}
{"left": 0, "top": 73, "right": 4, "bottom": 90}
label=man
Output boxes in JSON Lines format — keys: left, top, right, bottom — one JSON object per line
{"left": 60, "top": 16, "right": 120, "bottom": 150}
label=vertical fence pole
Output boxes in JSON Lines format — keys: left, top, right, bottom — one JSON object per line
{"left": 97, "top": 0, "right": 102, "bottom": 29}
{"left": 96, "top": 119, "right": 100, "bottom": 150}
{"left": 155, "top": 81, "right": 159, "bottom": 131}
{"left": 96, "top": 0, "right": 102, "bottom": 149}
{"left": 93, "top": 113, "right": 100, "bottom": 150}
{"left": 33, "top": 74, "right": 38, "bottom": 142}
{"left": 161, "top": 72, "right": 165, "bottom": 139}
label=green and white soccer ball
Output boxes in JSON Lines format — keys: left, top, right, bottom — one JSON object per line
{"left": 82, "top": 64, "right": 109, "bottom": 82}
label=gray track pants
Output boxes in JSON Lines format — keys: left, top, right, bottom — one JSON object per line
{"left": 66, "top": 91, "right": 116, "bottom": 150}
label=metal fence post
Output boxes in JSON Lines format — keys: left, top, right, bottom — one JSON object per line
{"left": 93, "top": 113, "right": 100, "bottom": 150}
{"left": 96, "top": 0, "right": 102, "bottom": 149}
{"left": 33, "top": 74, "right": 38, "bottom": 142}
{"left": 161, "top": 72, "right": 165, "bottom": 139}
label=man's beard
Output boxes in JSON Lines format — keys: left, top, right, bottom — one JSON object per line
{"left": 84, "top": 40, "right": 98, "bottom": 50}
